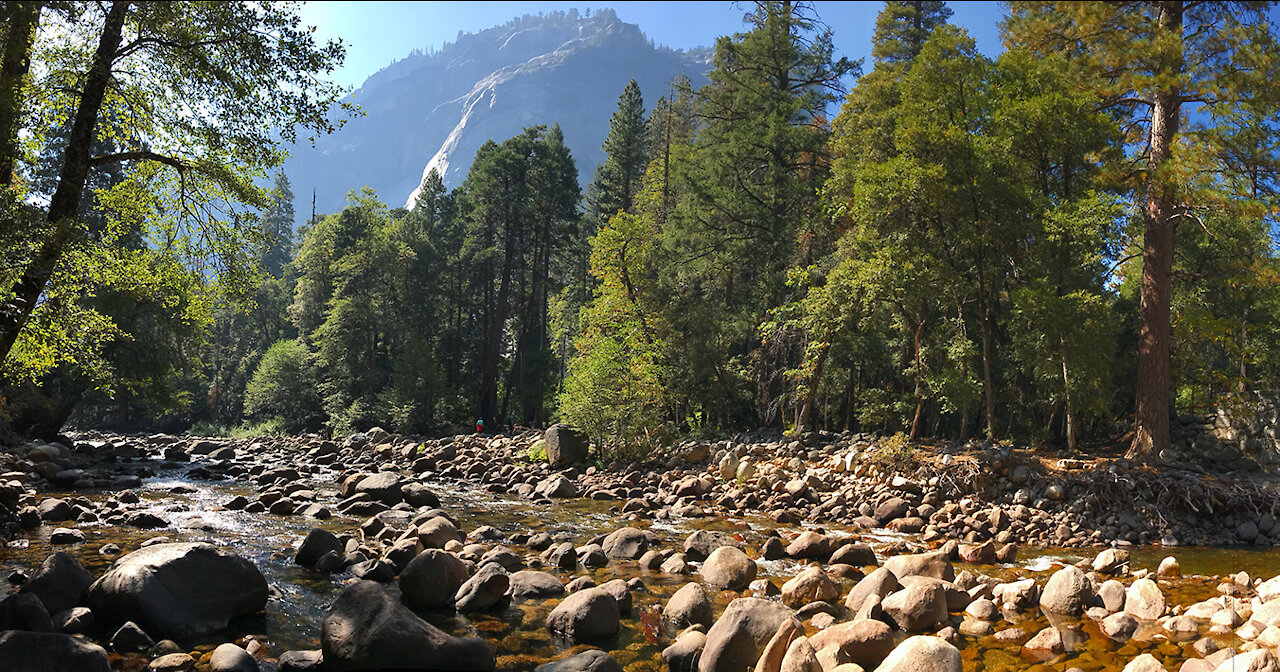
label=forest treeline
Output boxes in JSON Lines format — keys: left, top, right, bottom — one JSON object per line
{"left": 3, "top": 2, "right": 1280, "bottom": 461}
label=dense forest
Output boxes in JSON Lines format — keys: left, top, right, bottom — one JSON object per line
{"left": 3, "top": 1, "right": 1279, "bottom": 463}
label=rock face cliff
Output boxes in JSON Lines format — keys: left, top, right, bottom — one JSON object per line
{"left": 285, "top": 8, "right": 711, "bottom": 218}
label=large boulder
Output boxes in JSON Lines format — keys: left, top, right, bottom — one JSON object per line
{"left": 0, "top": 630, "right": 110, "bottom": 672}
{"left": 874, "top": 635, "right": 962, "bottom": 672}
{"left": 208, "top": 643, "right": 258, "bottom": 672}
{"left": 805, "top": 619, "right": 894, "bottom": 669}
{"left": 883, "top": 550, "right": 954, "bottom": 581}
{"left": 295, "top": 528, "right": 345, "bottom": 568}
{"left": 535, "top": 650, "right": 623, "bottom": 672}
{"left": 1124, "top": 579, "right": 1165, "bottom": 620}
{"left": 699, "top": 597, "right": 794, "bottom": 672}
{"left": 881, "top": 582, "right": 949, "bottom": 633}
{"left": 1040, "top": 565, "right": 1094, "bottom": 615}
{"left": 322, "top": 580, "right": 495, "bottom": 671}
{"left": 844, "top": 567, "right": 900, "bottom": 613}
{"left": 546, "top": 587, "right": 620, "bottom": 642}
{"left": 602, "top": 527, "right": 648, "bottom": 559}
{"left": 780, "top": 567, "right": 840, "bottom": 608}
{"left": 664, "top": 582, "right": 714, "bottom": 629}
{"left": 454, "top": 563, "right": 510, "bottom": 613}
{"left": 0, "top": 591, "right": 54, "bottom": 631}
{"left": 417, "top": 516, "right": 464, "bottom": 548}
{"left": 355, "top": 473, "right": 404, "bottom": 505}
{"left": 509, "top": 571, "right": 565, "bottom": 600}
{"left": 400, "top": 549, "right": 471, "bottom": 610}
{"left": 701, "top": 546, "right": 758, "bottom": 591}
{"left": 88, "top": 542, "right": 268, "bottom": 638}
{"left": 19, "top": 551, "right": 93, "bottom": 616}
{"left": 545, "top": 424, "right": 589, "bottom": 467}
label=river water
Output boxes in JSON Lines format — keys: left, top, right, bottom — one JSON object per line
{"left": 1, "top": 457, "right": 1275, "bottom": 671}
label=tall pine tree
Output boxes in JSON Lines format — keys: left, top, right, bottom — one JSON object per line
{"left": 872, "top": 1, "right": 953, "bottom": 65}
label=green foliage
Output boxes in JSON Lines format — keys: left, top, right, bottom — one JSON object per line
{"left": 244, "top": 338, "right": 321, "bottom": 433}
{"left": 872, "top": 0, "right": 953, "bottom": 65}
{"left": 867, "top": 432, "right": 918, "bottom": 469}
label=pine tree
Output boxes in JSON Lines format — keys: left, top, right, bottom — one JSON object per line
{"left": 1006, "top": 1, "right": 1280, "bottom": 461}
{"left": 872, "top": 0, "right": 953, "bottom": 65}
{"left": 259, "top": 172, "right": 295, "bottom": 277}
{"left": 589, "top": 80, "right": 647, "bottom": 219}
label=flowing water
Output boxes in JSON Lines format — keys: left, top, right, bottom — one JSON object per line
{"left": 2, "top": 456, "right": 1277, "bottom": 671}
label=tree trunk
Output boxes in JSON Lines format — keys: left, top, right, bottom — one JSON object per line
{"left": 795, "top": 343, "right": 827, "bottom": 437}
{"left": 1061, "top": 338, "right": 1077, "bottom": 452}
{"left": 0, "top": 1, "right": 41, "bottom": 189}
{"left": 1128, "top": 2, "right": 1183, "bottom": 462}
{"left": 909, "top": 319, "right": 925, "bottom": 441}
{"left": 0, "top": 1, "right": 129, "bottom": 368}
{"left": 979, "top": 300, "right": 996, "bottom": 440}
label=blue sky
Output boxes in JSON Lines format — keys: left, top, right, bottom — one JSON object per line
{"left": 297, "top": 1, "right": 1008, "bottom": 91}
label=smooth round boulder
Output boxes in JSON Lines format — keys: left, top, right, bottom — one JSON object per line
{"left": 209, "top": 643, "right": 257, "bottom": 672}
{"left": 602, "top": 527, "right": 648, "bottom": 559}
{"left": 664, "top": 630, "right": 707, "bottom": 672}
{"left": 455, "top": 563, "right": 510, "bottom": 613}
{"left": 1123, "top": 579, "right": 1165, "bottom": 620}
{"left": 1040, "top": 565, "right": 1093, "bottom": 615}
{"left": 844, "top": 567, "right": 900, "bottom": 613}
{"left": 829, "top": 543, "right": 877, "bottom": 567}
{"left": 785, "top": 531, "right": 834, "bottom": 560}
{"left": 400, "top": 549, "right": 470, "bottom": 609}
{"left": 664, "top": 583, "right": 714, "bottom": 629}
{"left": 546, "top": 587, "right": 620, "bottom": 642}
{"left": 701, "top": 546, "right": 758, "bottom": 591}
{"left": 535, "top": 649, "right": 623, "bottom": 672}
{"left": 881, "top": 582, "right": 948, "bottom": 633}
{"left": 0, "top": 591, "right": 54, "bottom": 631}
{"left": 295, "top": 528, "right": 344, "bottom": 568}
{"left": 19, "top": 551, "right": 93, "bottom": 616}
{"left": 88, "top": 542, "right": 268, "bottom": 638}
{"left": 780, "top": 567, "right": 839, "bottom": 608}
{"left": 0, "top": 630, "right": 109, "bottom": 672}
{"left": 698, "top": 597, "right": 794, "bottom": 672}
{"left": 149, "top": 652, "right": 195, "bottom": 671}
{"left": 354, "top": 472, "right": 403, "bottom": 504}
{"left": 806, "top": 618, "right": 894, "bottom": 669}
{"left": 874, "top": 635, "right": 961, "bottom": 672}
{"left": 509, "top": 570, "right": 565, "bottom": 600}
{"left": 322, "top": 580, "right": 495, "bottom": 672}
{"left": 883, "top": 550, "right": 954, "bottom": 581}
{"left": 417, "top": 516, "right": 464, "bottom": 548}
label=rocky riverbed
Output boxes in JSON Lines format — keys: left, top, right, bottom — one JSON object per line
{"left": 1, "top": 427, "right": 1280, "bottom": 671}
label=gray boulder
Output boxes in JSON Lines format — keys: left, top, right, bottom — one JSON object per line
{"left": 699, "top": 597, "right": 794, "bottom": 672}
{"left": 209, "top": 643, "right": 258, "bottom": 672}
{"left": 454, "top": 563, "right": 510, "bottom": 613}
{"left": 0, "top": 591, "right": 54, "bottom": 631}
{"left": 664, "top": 582, "right": 714, "bottom": 629}
{"left": 19, "top": 551, "right": 93, "bottom": 616}
{"left": 400, "top": 549, "right": 471, "bottom": 610}
{"left": 295, "top": 528, "right": 344, "bottom": 568}
{"left": 322, "top": 580, "right": 495, "bottom": 671}
{"left": 546, "top": 587, "right": 620, "bottom": 642}
{"left": 535, "top": 650, "right": 623, "bottom": 672}
{"left": 355, "top": 473, "right": 404, "bottom": 505}
{"left": 88, "top": 542, "right": 268, "bottom": 638}
{"left": 1040, "top": 565, "right": 1094, "bottom": 615}
{"left": 602, "top": 527, "right": 648, "bottom": 559}
{"left": 701, "top": 546, "right": 758, "bottom": 591}
{"left": 545, "top": 424, "right": 589, "bottom": 467}
{"left": 509, "top": 571, "right": 565, "bottom": 600}
{"left": 0, "top": 630, "right": 109, "bottom": 672}
{"left": 874, "top": 635, "right": 962, "bottom": 672}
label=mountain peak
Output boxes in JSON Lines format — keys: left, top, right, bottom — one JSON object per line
{"left": 286, "top": 9, "right": 710, "bottom": 218}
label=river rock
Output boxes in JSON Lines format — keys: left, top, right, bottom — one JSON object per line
{"left": 874, "top": 635, "right": 961, "bottom": 672}
{"left": 401, "top": 481, "right": 440, "bottom": 508}
{"left": 602, "top": 527, "right": 648, "bottom": 559}
{"left": 0, "top": 630, "right": 110, "bottom": 672}
{"left": 684, "top": 530, "right": 737, "bottom": 560}
{"left": 1098, "top": 579, "right": 1126, "bottom": 612}
{"left": 1209, "top": 650, "right": 1279, "bottom": 672}
{"left": 37, "top": 498, "right": 74, "bottom": 521}
{"left": 546, "top": 587, "right": 620, "bottom": 642}
{"left": 0, "top": 591, "right": 53, "bottom": 631}
{"left": 781, "top": 567, "right": 839, "bottom": 608}
{"left": 881, "top": 582, "right": 948, "bottom": 632}
{"left": 400, "top": 549, "right": 471, "bottom": 609}
{"left": 545, "top": 424, "right": 589, "bottom": 467}
{"left": 884, "top": 550, "right": 953, "bottom": 581}
{"left": 1124, "top": 579, "right": 1165, "bottom": 620}
{"left": 110, "top": 620, "right": 154, "bottom": 653}
{"left": 535, "top": 649, "right": 623, "bottom": 672}
{"left": 701, "top": 546, "right": 758, "bottom": 591}
{"left": 1040, "top": 565, "right": 1093, "bottom": 615}
{"left": 829, "top": 543, "right": 876, "bottom": 567}
{"left": 455, "top": 563, "right": 510, "bottom": 613}
{"left": 50, "top": 527, "right": 85, "bottom": 544}
{"left": 1093, "top": 548, "right": 1130, "bottom": 575}
{"left": 208, "top": 643, "right": 257, "bottom": 672}
{"left": 1022, "top": 626, "right": 1063, "bottom": 655}
{"left": 417, "top": 516, "right": 464, "bottom": 548}
{"left": 276, "top": 650, "right": 322, "bottom": 672}
{"left": 874, "top": 497, "right": 910, "bottom": 524}
{"left": 699, "top": 597, "right": 794, "bottom": 672}
{"left": 805, "top": 618, "right": 894, "bottom": 669}
{"left": 510, "top": 570, "right": 565, "bottom": 600}
{"left": 322, "top": 580, "right": 495, "bottom": 671}
{"left": 844, "top": 567, "right": 900, "bottom": 613}
{"left": 665, "top": 582, "right": 714, "bottom": 629}
{"left": 779, "top": 635, "right": 820, "bottom": 672}
{"left": 19, "top": 551, "right": 93, "bottom": 616}
{"left": 295, "top": 528, "right": 344, "bottom": 568}
{"left": 534, "top": 475, "right": 578, "bottom": 499}
{"left": 785, "top": 531, "right": 833, "bottom": 560}
{"left": 88, "top": 542, "right": 268, "bottom": 638}
{"left": 1102, "top": 611, "right": 1138, "bottom": 640}
{"left": 355, "top": 473, "right": 403, "bottom": 505}
{"left": 53, "top": 606, "right": 94, "bottom": 634}
{"left": 149, "top": 652, "right": 195, "bottom": 671}
{"left": 754, "top": 619, "right": 803, "bottom": 672}
{"left": 664, "top": 629, "right": 707, "bottom": 672}
{"left": 1122, "top": 653, "right": 1167, "bottom": 672}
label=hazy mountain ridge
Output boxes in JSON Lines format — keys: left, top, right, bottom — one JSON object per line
{"left": 285, "top": 8, "right": 712, "bottom": 218}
